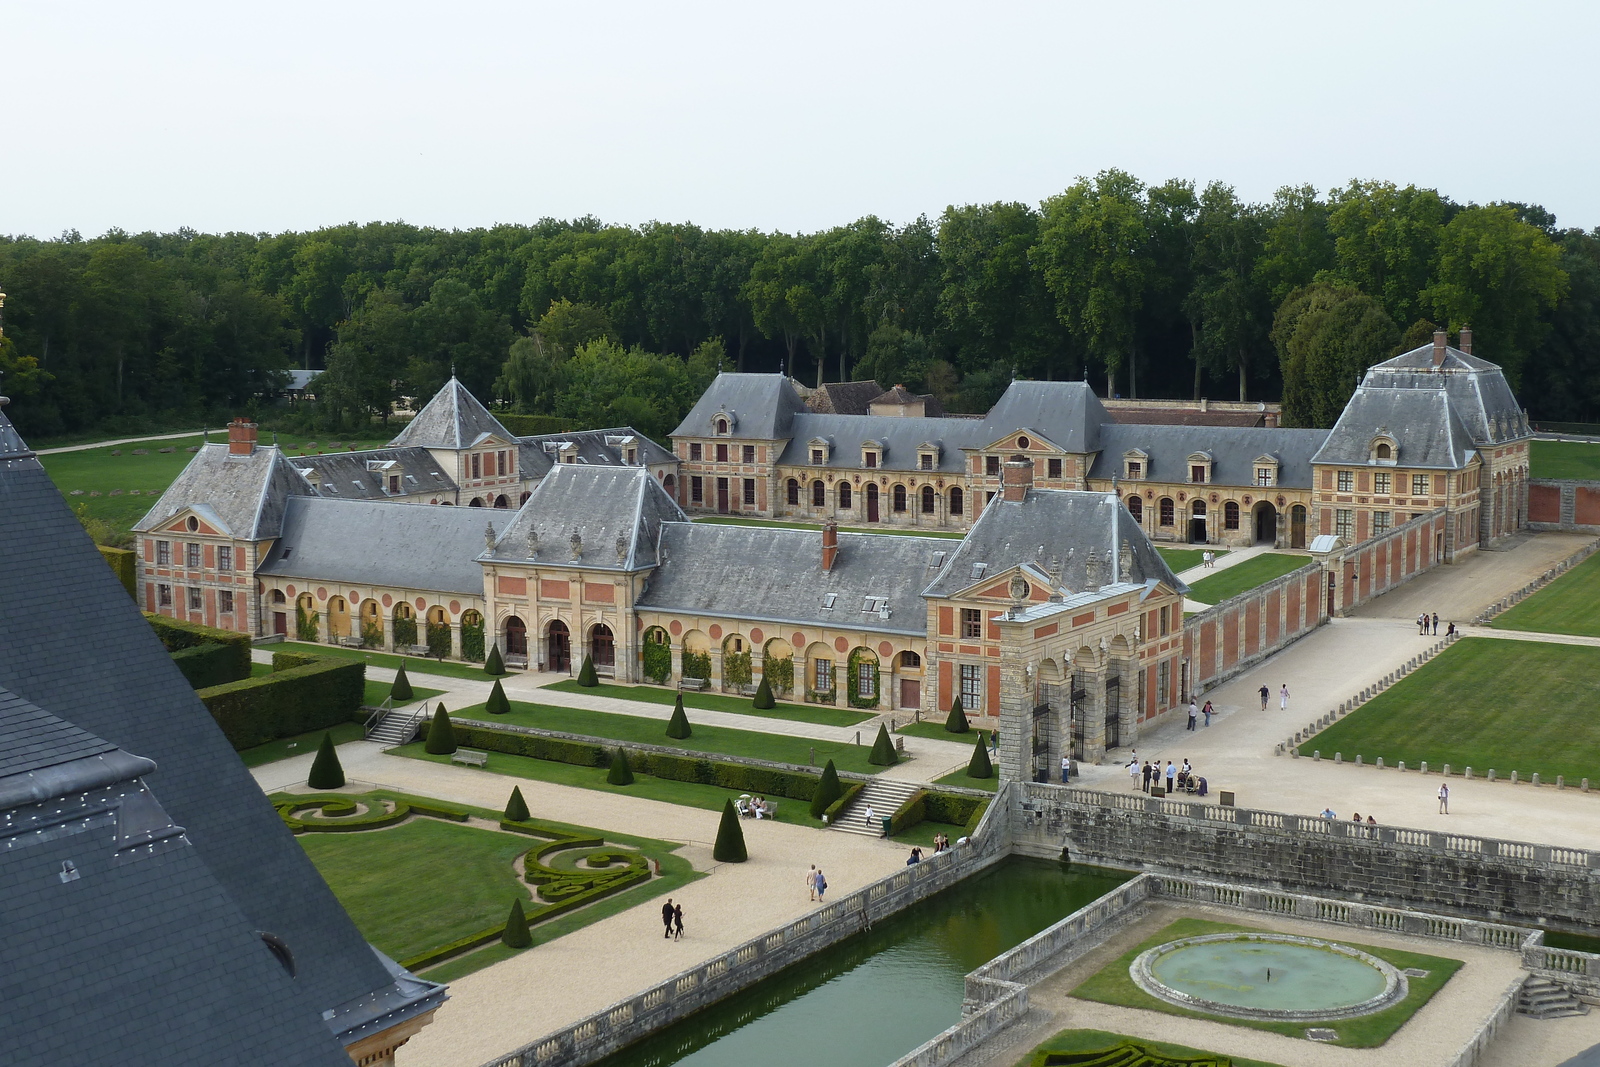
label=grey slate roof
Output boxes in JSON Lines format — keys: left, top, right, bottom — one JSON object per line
{"left": 388, "top": 376, "right": 516, "bottom": 450}
{"left": 777, "top": 412, "right": 991, "bottom": 473}
{"left": 1312, "top": 387, "right": 1477, "bottom": 469}
{"left": 671, "top": 372, "right": 809, "bottom": 440}
{"left": 979, "top": 380, "right": 1109, "bottom": 454}
{"left": 922, "top": 489, "right": 1185, "bottom": 598}
{"left": 0, "top": 684, "right": 118, "bottom": 780}
{"left": 1089, "top": 424, "right": 1329, "bottom": 488}
{"left": 133, "top": 442, "right": 314, "bottom": 539}
{"left": 258, "top": 497, "right": 493, "bottom": 595}
{"left": 293, "top": 446, "right": 458, "bottom": 500}
{"left": 488, "top": 464, "right": 686, "bottom": 571}
{"left": 808, "top": 380, "right": 885, "bottom": 415}
{"left": 1364, "top": 344, "right": 1530, "bottom": 445}
{"left": 636, "top": 524, "right": 937, "bottom": 636}
{"left": 518, "top": 426, "right": 678, "bottom": 480}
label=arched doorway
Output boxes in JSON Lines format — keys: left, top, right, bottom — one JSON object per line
{"left": 896, "top": 649, "right": 922, "bottom": 709}
{"left": 327, "top": 596, "right": 350, "bottom": 639}
{"left": 493, "top": 494, "right": 509, "bottom": 509}
{"left": 865, "top": 483, "right": 880, "bottom": 522}
{"left": 546, "top": 619, "right": 570, "bottom": 672}
{"left": 1253, "top": 502, "right": 1278, "bottom": 545}
{"left": 1188, "top": 500, "right": 1207, "bottom": 544}
{"left": 590, "top": 623, "right": 614, "bottom": 670}
{"left": 504, "top": 615, "right": 527, "bottom": 659}
{"left": 271, "top": 589, "right": 288, "bottom": 635}
{"left": 663, "top": 473, "right": 676, "bottom": 503}
{"left": 1291, "top": 505, "right": 1308, "bottom": 549}
{"left": 469, "top": 498, "right": 484, "bottom": 507}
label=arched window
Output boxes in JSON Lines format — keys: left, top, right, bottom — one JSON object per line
{"left": 1376, "top": 443, "right": 1391, "bottom": 460}
{"left": 1127, "top": 495, "right": 1143, "bottom": 523}
{"left": 715, "top": 418, "right": 728, "bottom": 435}
{"left": 1224, "top": 501, "right": 1240, "bottom": 530}
{"left": 892, "top": 484, "right": 907, "bottom": 512}
{"left": 1159, "top": 498, "right": 1175, "bottom": 526}
{"left": 493, "top": 494, "right": 509, "bottom": 509}
{"left": 787, "top": 478, "right": 800, "bottom": 506}
{"left": 812, "top": 480, "right": 825, "bottom": 507}
{"left": 949, "top": 486, "right": 964, "bottom": 515}
{"left": 921, "top": 485, "right": 935, "bottom": 514}
{"left": 1191, "top": 499, "right": 1207, "bottom": 517}
{"left": 839, "top": 482, "right": 852, "bottom": 509}
{"left": 469, "top": 498, "right": 484, "bottom": 507}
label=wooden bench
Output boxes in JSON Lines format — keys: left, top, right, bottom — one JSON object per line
{"left": 337, "top": 636, "right": 364, "bottom": 649}
{"left": 401, "top": 644, "right": 432, "bottom": 657}
{"left": 450, "top": 749, "right": 488, "bottom": 768}
{"left": 505, "top": 654, "right": 529, "bottom": 670}
{"left": 678, "top": 677, "right": 709, "bottom": 691}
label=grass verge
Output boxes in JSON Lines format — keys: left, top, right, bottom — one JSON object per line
{"left": 1185, "top": 553, "right": 1310, "bottom": 605}
{"left": 1490, "top": 551, "right": 1600, "bottom": 637}
{"left": 933, "top": 768, "right": 998, "bottom": 792}
{"left": 361, "top": 679, "right": 444, "bottom": 707}
{"left": 894, "top": 719, "right": 979, "bottom": 742}
{"left": 544, "top": 678, "right": 872, "bottom": 727}
{"left": 1157, "top": 547, "right": 1219, "bottom": 573}
{"left": 1530, "top": 439, "right": 1600, "bottom": 481}
{"left": 1021, "top": 1028, "right": 1288, "bottom": 1067}
{"left": 241, "top": 721, "right": 365, "bottom": 767}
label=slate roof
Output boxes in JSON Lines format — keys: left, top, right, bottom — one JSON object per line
{"left": 808, "top": 380, "right": 885, "bottom": 415}
{"left": 1089, "top": 425, "right": 1329, "bottom": 488}
{"left": 1364, "top": 343, "right": 1531, "bottom": 445}
{"left": 488, "top": 464, "right": 686, "bottom": 571}
{"left": 636, "top": 524, "right": 936, "bottom": 636}
{"left": 922, "top": 489, "right": 1185, "bottom": 599}
{"left": 671, "top": 372, "right": 809, "bottom": 440}
{"left": 292, "top": 446, "right": 458, "bottom": 500}
{"left": 0, "top": 684, "right": 119, "bottom": 781}
{"left": 389, "top": 376, "right": 516, "bottom": 450}
{"left": 0, "top": 406, "right": 442, "bottom": 1065}
{"left": 257, "top": 497, "right": 493, "bottom": 595}
{"left": 518, "top": 427, "right": 678, "bottom": 480}
{"left": 979, "top": 380, "right": 1109, "bottom": 454}
{"left": 1312, "top": 387, "right": 1478, "bottom": 469}
{"left": 133, "top": 443, "right": 314, "bottom": 539}
{"left": 777, "top": 412, "right": 991, "bottom": 473}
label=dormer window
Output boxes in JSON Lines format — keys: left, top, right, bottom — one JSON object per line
{"left": 864, "top": 450, "right": 878, "bottom": 468}
{"left": 1187, "top": 451, "right": 1213, "bottom": 484}
{"left": 920, "top": 453, "right": 933, "bottom": 470}
{"left": 1369, "top": 434, "right": 1399, "bottom": 466}
{"left": 1123, "top": 450, "right": 1146, "bottom": 480}
{"left": 1252, "top": 454, "right": 1279, "bottom": 487}
{"left": 812, "top": 448, "right": 824, "bottom": 465}
{"left": 626, "top": 447, "right": 636, "bottom": 464}
{"left": 388, "top": 474, "right": 401, "bottom": 493}
{"left": 716, "top": 418, "right": 728, "bottom": 434}
{"left": 712, "top": 410, "right": 736, "bottom": 435}
{"left": 918, "top": 440, "right": 940, "bottom": 471}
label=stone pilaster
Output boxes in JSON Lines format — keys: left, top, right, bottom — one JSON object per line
{"left": 996, "top": 614, "right": 1032, "bottom": 784}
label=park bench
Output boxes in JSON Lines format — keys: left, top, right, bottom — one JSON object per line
{"left": 505, "top": 653, "right": 529, "bottom": 670}
{"left": 337, "top": 636, "right": 364, "bottom": 649}
{"left": 451, "top": 749, "right": 488, "bottom": 768}
{"left": 678, "top": 677, "right": 709, "bottom": 691}
{"left": 401, "top": 644, "right": 431, "bottom": 657}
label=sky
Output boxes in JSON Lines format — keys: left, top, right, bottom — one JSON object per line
{"left": 2, "top": 1, "right": 1596, "bottom": 238}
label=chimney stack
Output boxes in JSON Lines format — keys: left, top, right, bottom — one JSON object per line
{"left": 1001, "top": 456, "right": 1034, "bottom": 503}
{"left": 821, "top": 520, "right": 839, "bottom": 572}
{"left": 1432, "top": 330, "right": 1447, "bottom": 368}
{"left": 1459, "top": 325, "right": 1472, "bottom": 355}
{"left": 227, "top": 417, "right": 258, "bottom": 456}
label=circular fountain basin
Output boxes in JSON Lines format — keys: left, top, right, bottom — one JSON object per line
{"left": 1130, "top": 933, "right": 1406, "bottom": 1022}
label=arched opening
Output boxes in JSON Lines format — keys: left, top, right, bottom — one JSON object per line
{"left": 838, "top": 482, "right": 852, "bottom": 510}
{"left": 503, "top": 614, "right": 527, "bottom": 660}
{"left": 682, "top": 629, "right": 711, "bottom": 682}
{"left": 661, "top": 474, "right": 676, "bottom": 503}
{"left": 865, "top": 483, "right": 879, "bottom": 522}
{"left": 641, "top": 625, "right": 671, "bottom": 683}
{"left": 440, "top": 500, "right": 454, "bottom": 505}
{"left": 891, "top": 484, "right": 906, "bottom": 513}
{"left": 271, "top": 588, "right": 286, "bottom": 603}
{"left": 1224, "top": 500, "right": 1240, "bottom": 532}
{"left": 391, "top": 602, "right": 417, "bottom": 647}
{"left": 493, "top": 494, "right": 510, "bottom": 509}
{"left": 762, "top": 637, "right": 794, "bottom": 694}
{"left": 1188, "top": 500, "right": 1207, "bottom": 544}
{"left": 787, "top": 478, "right": 800, "bottom": 506}
{"left": 921, "top": 485, "right": 935, "bottom": 514}
{"left": 460, "top": 609, "right": 485, "bottom": 662}
{"left": 469, "top": 498, "right": 484, "bottom": 507}
{"left": 590, "top": 623, "right": 615, "bottom": 671}
{"left": 1291, "top": 504, "right": 1308, "bottom": 549}
{"left": 1127, "top": 495, "right": 1143, "bottom": 524}
{"left": 1376, "top": 442, "right": 1392, "bottom": 460}
{"left": 544, "top": 619, "right": 567, "bottom": 671}
{"left": 1159, "top": 497, "right": 1175, "bottom": 527}
{"left": 804, "top": 641, "right": 835, "bottom": 699}
{"left": 1253, "top": 501, "right": 1277, "bottom": 544}
{"left": 811, "top": 480, "right": 825, "bottom": 507}
{"left": 360, "top": 600, "right": 381, "bottom": 647}
{"left": 425, "top": 605, "right": 450, "bottom": 658}
{"left": 849, "top": 647, "right": 880, "bottom": 708}
{"left": 715, "top": 417, "right": 728, "bottom": 435}
{"left": 271, "top": 588, "right": 288, "bottom": 636}
{"left": 326, "top": 596, "right": 349, "bottom": 639}
{"left": 949, "top": 486, "right": 964, "bottom": 516}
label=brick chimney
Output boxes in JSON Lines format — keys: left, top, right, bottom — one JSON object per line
{"left": 821, "top": 520, "right": 839, "bottom": 572}
{"left": 227, "top": 417, "right": 258, "bottom": 456}
{"left": 1002, "top": 456, "right": 1034, "bottom": 503}
{"left": 1459, "top": 325, "right": 1472, "bottom": 355}
{"left": 1432, "top": 330, "right": 1447, "bottom": 368}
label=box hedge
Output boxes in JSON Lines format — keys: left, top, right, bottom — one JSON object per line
{"left": 199, "top": 657, "right": 366, "bottom": 750}
{"left": 891, "top": 790, "right": 990, "bottom": 837}
{"left": 271, "top": 649, "right": 322, "bottom": 672}
{"left": 171, "top": 642, "right": 252, "bottom": 689}
{"left": 99, "top": 545, "right": 137, "bottom": 598}
{"left": 147, "top": 612, "right": 252, "bottom": 683}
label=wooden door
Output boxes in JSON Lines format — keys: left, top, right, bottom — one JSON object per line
{"left": 273, "top": 612, "right": 287, "bottom": 635}
{"left": 716, "top": 478, "right": 729, "bottom": 514}
{"left": 866, "top": 484, "right": 879, "bottom": 523}
{"left": 899, "top": 678, "right": 920, "bottom": 709}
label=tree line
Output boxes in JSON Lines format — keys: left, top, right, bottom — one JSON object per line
{"left": 0, "top": 169, "right": 1594, "bottom": 443}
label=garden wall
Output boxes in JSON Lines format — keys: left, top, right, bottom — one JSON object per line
{"left": 199, "top": 657, "right": 365, "bottom": 749}
{"left": 1186, "top": 560, "right": 1324, "bottom": 694}
{"left": 1527, "top": 479, "right": 1600, "bottom": 532}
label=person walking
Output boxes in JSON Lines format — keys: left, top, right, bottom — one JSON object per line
{"left": 1128, "top": 758, "right": 1140, "bottom": 789}
{"left": 1280, "top": 684, "right": 1290, "bottom": 711}
{"left": 1438, "top": 783, "right": 1449, "bottom": 814}
{"left": 990, "top": 730, "right": 999, "bottom": 756}
{"left": 662, "top": 898, "right": 675, "bottom": 939}
{"left": 1187, "top": 700, "right": 1198, "bottom": 731}
{"left": 1202, "top": 700, "right": 1213, "bottom": 727}
{"left": 673, "top": 903, "right": 685, "bottom": 940}
{"left": 1061, "top": 753, "right": 1071, "bottom": 783}
{"left": 815, "top": 868, "right": 827, "bottom": 901}
{"left": 863, "top": 803, "right": 876, "bottom": 830}
{"left": 1259, "top": 684, "right": 1270, "bottom": 711}
{"left": 1432, "top": 612, "right": 1439, "bottom": 635}
{"left": 806, "top": 865, "right": 818, "bottom": 901}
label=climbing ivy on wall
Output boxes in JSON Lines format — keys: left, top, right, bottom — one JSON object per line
{"left": 846, "top": 648, "right": 880, "bottom": 709}
{"left": 360, "top": 620, "right": 384, "bottom": 648}
{"left": 296, "top": 605, "right": 319, "bottom": 642}
{"left": 641, "top": 638, "right": 671, "bottom": 684}
{"left": 682, "top": 651, "right": 711, "bottom": 680}
{"left": 763, "top": 654, "right": 794, "bottom": 694}
{"left": 426, "top": 622, "right": 451, "bottom": 659}
{"left": 460, "top": 616, "right": 485, "bottom": 662}
{"left": 392, "top": 615, "right": 418, "bottom": 646}
{"left": 724, "top": 650, "right": 752, "bottom": 687}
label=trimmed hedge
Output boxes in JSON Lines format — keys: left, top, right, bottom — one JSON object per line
{"left": 868, "top": 722, "right": 898, "bottom": 766}
{"left": 307, "top": 732, "right": 346, "bottom": 789}
{"left": 501, "top": 899, "right": 532, "bottom": 948}
{"left": 171, "top": 642, "right": 251, "bottom": 689}
{"left": 713, "top": 798, "right": 747, "bottom": 862}
{"left": 967, "top": 733, "right": 993, "bottom": 778}
{"left": 199, "top": 658, "right": 366, "bottom": 750}
{"left": 425, "top": 705, "right": 457, "bottom": 754}
{"left": 147, "top": 611, "right": 252, "bottom": 682}
{"left": 577, "top": 654, "right": 598, "bottom": 686}
{"left": 823, "top": 782, "right": 863, "bottom": 825}
{"left": 504, "top": 786, "right": 530, "bottom": 823}
{"left": 606, "top": 747, "right": 634, "bottom": 785}
{"left": 272, "top": 649, "right": 321, "bottom": 672}
{"left": 99, "top": 545, "right": 137, "bottom": 598}
{"left": 808, "top": 759, "right": 843, "bottom": 818}
{"left": 485, "top": 644, "right": 506, "bottom": 676}
{"left": 665, "top": 695, "right": 692, "bottom": 739}
{"left": 888, "top": 790, "right": 928, "bottom": 836}
{"left": 485, "top": 679, "right": 511, "bottom": 715}
{"left": 390, "top": 661, "right": 414, "bottom": 701}
{"left": 945, "top": 696, "right": 970, "bottom": 733}
{"left": 890, "top": 789, "right": 989, "bottom": 838}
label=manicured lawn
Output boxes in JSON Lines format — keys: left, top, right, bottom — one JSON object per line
{"left": 894, "top": 719, "right": 985, "bottom": 742}
{"left": 933, "top": 768, "right": 998, "bottom": 792}
{"left": 1157, "top": 547, "right": 1219, "bottom": 573}
{"left": 457, "top": 698, "right": 887, "bottom": 775}
{"left": 1070, "top": 917, "right": 1462, "bottom": 1048}
{"left": 271, "top": 641, "right": 496, "bottom": 682}
{"left": 1530, "top": 439, "right": 1600, "bottom": 480}
{"left": 544, "top": 678, "right": 872, "bottom": 727}
{"left": 240, "top": 721, "right": 365, "bottom": 767}
{"left": 693, "top": 515, "right": 964, "bottom": 539}
{"left": 1022, "top": 1029, "right": 1288, "bottom": 1067}
{"left": 361, "top": 679, "right": 444, "bottom": 708}
{"left": 1299, "top": 637, "right": 1600, "bottom": 783}
{"left": 1491, "top": 551, "right": 1600, "bottom": 637}
{"left": 1184, "top": 553, "right": 1310, "bottom": 605}
{"left": 888, "top": 820, "right": 967, "bottom": 848}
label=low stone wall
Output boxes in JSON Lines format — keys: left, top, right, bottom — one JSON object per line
{"left": 1471, "top": 535, "right": 1600, "bottom": 624}
{"left": 1449, "top": 976, "right": 1525, "bottom": 1067}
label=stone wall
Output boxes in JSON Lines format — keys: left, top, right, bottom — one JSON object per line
{"left": 1526, "top": 479, "right": 1600, "bottom": 532}
{"left": 1186, "top": 560, "right": 1324, "bottom": 695}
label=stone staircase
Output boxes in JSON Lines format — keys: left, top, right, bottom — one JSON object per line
{"left": 1517, "top": 976, "right": 1590, "bottom": 1019}
{"left": 828, "top": 778, "right": 924, "bottom": 837}
{"left": 365, "top": 703, "right": 432, "bottom": 747}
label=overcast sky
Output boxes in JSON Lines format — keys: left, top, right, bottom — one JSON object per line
{"left": 3, "top": 1, "right": 1595, "bottom": 238}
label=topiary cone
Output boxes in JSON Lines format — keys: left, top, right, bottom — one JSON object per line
{"left": 752, "top": 676, "right": 774, "bottom": 709}
{"left": 486, "top": 678, "right": 511, "bottom": 715}
{"left": 868, "top": 722, "right": 898, "bottom": 766}
{"left": 665, "top": 694, "right": 692, "bottom": 739}
{"left": 485, "top": 644, "right": 506, "bottom": 677}
{"left": 501, "top": 898, "right": 532, "bottom": 948}
{"left": 944, "top": 696, "right": 969, "bottom": 733}
{"left": 967, "top": 732, "right": 993, "bottom": 779}
{"left": 504, "top": 786, "right": 530, "bottom": 823}
{"left": 390, "top": 661, "right": 414, "bottom": 702}
{"left": 809, "top": 759, "right": 842, "bottom": 818}
{"left": 712, "top": 798, "right": 747, "bottom": 862}
{"left": 606, "top": 747, "right": 635, "bottom": 785}
{"left": 577, "top": 654, "right": 598, "bottom": 687}
{"left": 424, "top": 703, "right": 457, "bottom": 754}
{"left": 307, "top": 731, "right": 345, "bottom": 789}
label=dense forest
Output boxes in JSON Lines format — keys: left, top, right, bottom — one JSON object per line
{"left": 1, "top": 169, "right": 1595, "bottom": 443}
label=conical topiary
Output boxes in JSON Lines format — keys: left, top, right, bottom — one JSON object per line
{"left": 390, "top": 661, "right": 414, "bottom": 702}
{"left": 868, "top": 722, "right": 898, "bottom": 766}
{"left": 752, "top": 676, "right": 774, "bottom": 709}
{"left": 577, "top": 654, "right": 598, "bottom": 687}
{"left": 486, "top": 678, "right": 511, "bottom": 715}
{"left": 944, "top": 696, "right": 969, "bottom": 733}
{"left": 307, "top": 731, "right": 345, "bottom": 789}
{"left": 424, "top": 703, "right": 457, "bottom": 754}
{"left": 809, "top": 759, "right": 843, "bottom": 819}
{"left": 485, "top": 644, "right": 506, "bottom": 677}
{"left": 606, "top": 747, "right": 635, "bottom": 785}
{"left": 967, "top": 732, "right": 993, "bottom": 779}
{"left": 504, "top": 786, "right": 530, "bottom": 823}
{"left": 665, "top": 694, "right": 692, "bottom": 739}
{"left": 501, "top": 898, "right": 532, "bottom": 948}
{"left": 712, "top": 798, "right": 748, "bottom": 862}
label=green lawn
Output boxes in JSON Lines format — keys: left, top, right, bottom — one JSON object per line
{"left": 1299, "top": 637, "right": 1600, "bottom": 782}
{"left": 933, "top": 767, "right": 998, "bottom": 792}
{"left": 1156, "top": 547, "right": 1219, "bottom": 573}
{"left": 1021, "top": 1029, "right": 1288, "bottom": 1067}
{"left": 270, "top": 641, "right": 496, "bottom": 681}
{"left": 1491, "top": 551, "right": 1600, "bottom": 637}
{"left": 1070, "top": 918, "right": 1462, "bottom": 1048}
{"left": 693, "top": 515, "right": 964, "bottom": 539}
{"left": 456, "top": 698, "right": 887, "bottom": 775}
{"left": 1184, "top": 553, "right": 1310, "bottom": 605}
{"left": 1530, "top": 439, "right": 1600, "bottom": 480}
{"left": 894, "top": 719, "right": 985, "bottom": 743}
{"left": 544, "top": 678, "right": 872, "bottom": 727}
{"left": 241, "top": 721, "right": 366, "bottom": 767}
{"left": 361, "top": 679, "right": 444, "bottom": 708}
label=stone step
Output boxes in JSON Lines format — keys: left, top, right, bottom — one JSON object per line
{"left": 828, "top": 777, "right": 927, "bottom": 836}
{"left": 1518, "top": 977, "right": 1589, "bottom": 1019}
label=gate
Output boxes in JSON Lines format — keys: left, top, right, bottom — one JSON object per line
{"left": 1070, "top": 673, "right": 1087, "bottom": 760}
{"left": 1031, "top": 703, "right": 1052, "bottom": 782}
{"left": 1105, "top": 675, "right": 1121, "bottom": 749}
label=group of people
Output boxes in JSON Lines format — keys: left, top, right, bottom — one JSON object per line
{"left": 661, "top": 898, "right": 685, "bottom": 940}
{"left": 805, "top": 864, "right": 829, "bottom": 901}
{"left": 1258, "top": 683, "right": 1290, "bottom": 711}
{"left": 736, "top": 795, "right": 774, "bottom": 819}
{"left": 1185, "top": 698, "right": 1214, "bottom": 730}
{"left": 1417, "top": 612, "right": 1454, "bottom": 636}
{"left": 1320, "top": 808, "right": 1379, "bottom": 825}
{"left": 1132, "top": 755, "right": 1205, "bottom": 796}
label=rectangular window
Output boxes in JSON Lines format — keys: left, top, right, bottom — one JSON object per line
{"left": 156, "top": 540, "right": 171, "bottom": 565}
{"left": 864, "top": 452, "right": 877, "bottom": 468}
{"left": 218, "top": 546, "right": 232, "bottom": 572}
{"left": 1337, "top": 471, "right": 1353, "bottom": 492}
{"left": 814, "top": 658, "right": 834, "bottom": 692}
{"left": 1372, "top": 510, "right": 1392, "bottom": 534}
{"left": 1126, "top": 461, "right": 1142, "bottom": 480}
{"left": 1374, "top": 472, "right": 1391, "bottom": 494}
{"left": 471, "top": 453, "right": 481, "bottom": 479}
{"left": 626, "top": 448, "right": 636, "bottom": 463}
{"left": 690, "top": 443, "right": 702, "bottom": 461}
{"left": 743, "top": 478, "right": 756, "bottom": 506}
{"left": 812, "top": 481, "right": 825, "bottom": 506}
{"left": 1190, "top": 465, "right": 1206, "bottom": 484}
{"left": 742, "top": 444, "right": 755, "bottom": 463}
{"left": 1159, "top": 659, "right": 1171, "bottom": 707}
{"left": 1048, "top": 458, "right": 1062, "bottom": 479}
{"left": 186, "top": 543, "right": 201, "bottom": 569}
{"left": 716, "top": 443, "right": 728, "bottom": 463}
{"left": 1335, "top": 509, "right": 1354, "bottom": 540}
{"left": 1256, "top": 467, "right": 1273, "bottom": 486}
{"left": 500, "top": 450, "right": 509, "bottom": 475}
{"left": 960, "top": 608, "right": 982, "bottom": 638}
{"left": 1159, "top": 498, "right": 1174, "bottom": 526}
{"left": 1414, "top": 474, "right": 1429, "bottom": 496}
{"left": 1159, "top": 604, "right": 1170, "bottom": 636}
{"left": 856, "top": 661, "right": 874, "bottom": 699}
{"left": 187, "top": 587, "right": 204, "bottom": 612}
{"left": 158, "top": 584, "right": 172, "bottom": 608}
{"left": 960, "top": 664, "right": 983, "bottom": 711}
{"left": 389, "top": 475, "right": 400, "bottom": 493}
{"left": 787, "top": 480, "right": 800, "bottom": 505}
{"left": 920, "top": 454, "right": 933, "bottom": 470}
{"left": 219, "top": 590, "right": 234, "bottom": 614}
{"left": 985, "top": 455, "right": 1000, "bottom": 477}
{"left": 691, "top": 476, "right": 704, "bottom": 503}
{"left": 1434, "top": 474, "right": 1446, "bottom": 494}
{"left": 811, "top": 448, "right": 824, "bottom": 465}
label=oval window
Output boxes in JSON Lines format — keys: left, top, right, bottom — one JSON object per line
{"left": 187, "top": 516, "right": 199, "bottom": 532}
{"left": 1017, "top": 436, "right": 1030, "bottom": 449}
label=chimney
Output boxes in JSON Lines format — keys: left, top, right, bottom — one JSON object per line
{"left": 227, "top": 417, "right": 258, "bottom": 456}
{"left": 1001, "top": 456, "right": 1034, "bottom": 503}
{"left": 1432, "top": 330, "right": 1447, "bottom": 368}
{"left": 821, "top": 520, "right": 839, "bottom": 572}
{"left": 1459, "top": 325, "right": 1472, "bottom": 355}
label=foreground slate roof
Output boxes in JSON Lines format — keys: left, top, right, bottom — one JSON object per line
{"left": 489, "top": 464, "right": 686, "bottom": 571}
{"left": 1312, "top": 387, "right": 1477, "bottom": 470}
{"left": 672, "top": 372, "right": 810, "bottom": 440}
{"left": 258, "top": 496, "right": 494, "bottom": 595}
{"left": 133, "top": 442, "right": 313, "bottom": 539}
{"left": 293, "top": 445, "right": 458, "bottom": 500}
{"left": 517, "top": 426, "right": 677, "bottom": 480}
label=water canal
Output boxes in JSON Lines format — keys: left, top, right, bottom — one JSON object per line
{"left": 596, "top": 857, "right": 1132, "bottom": 1067}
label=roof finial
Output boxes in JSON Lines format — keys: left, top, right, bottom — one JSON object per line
{"left": 484, "top": 521, "right": 497, "bottom": 553}
{"left": 569, "top": 528, "right": 583, "bottom": 560}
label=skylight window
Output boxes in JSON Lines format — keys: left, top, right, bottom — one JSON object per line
{"left": 970, "top": 562, "right": 987, "bottom": 579}
{"left": 822, "top": 592, "right": 838, "bottom": 610}
{"left": 930, "top": 551, "right": 946, "bottom": 569}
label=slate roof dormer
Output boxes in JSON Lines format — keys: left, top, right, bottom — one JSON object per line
{"left": 1363, "top": 343, "right": 1531, "bottom": 446}
{"left": 671, "top": 372, "right": 809, "bottom": 440}
{"left": 1313, "top": 387, "right": 1477, "bottom": 470}
{"left": 487, "top": 464, "right": 686, "bottom": 571}
{"left": 388, "top": 376, "right": 516, "bottom": 451}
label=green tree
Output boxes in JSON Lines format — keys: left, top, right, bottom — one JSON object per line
{"left": 320, "top": 289, "right": 410, "bottom": 424}
{"left": 665, "top": 695, "right": 692, "bottom": 739}
{"left": 504, "top": 786, "right": 530, "bottom": 823}
{"left": 485, "top": 644, "right": 506, "bottom": 676}
{"left": 536, "top": 298, "right": 615, "bottom": 352}
{"left": 501, "top": 898, "right": 532, "bottom": 948}
{"left": 577, "top": 654, "right": 598, "bottom": 687}
{"left": 1327, "top": 180, "right": 1451, "bottom": 328}
{"left": 485, "top": 678, "right": 511, "bottom": 715}
{"left": 752, "top": 676, "right": 774, "bottom": 709}
{"left": 936, "top": 201, "right": 1063, "bottom": 380}
{"left": 1273, "top": 282, "right": 1399, "bottom": 428}
{"left": 966, "top": 732, "right": 993, "bottom": 779}
{"left": 868, "top": 722, "right": 898, "bottom": 766}
{"left": 424, "top": 703, "right": 456, "bottom": 754}
{"left": 390, "top": 661, "right": 413, "bottom": 702}
{"left": 307, "top": 732, "right": 345, "bottom": 789}
{"left": 712, "top": 798, "right": 748, "bottom": 862}
{"left": 1258, "top": 184, "right": 1336, "bottom": 306}
{"left": 1185, "top": 182, "right": 1271, "bottom": 401}
{"left": 606, "top": 747, "right": 635, "bottom": 785}
{"left": 809, "top": 759, "right": 843, "bottom": 818}
{"left": 944, "top": 696, "right": 969, "bottom": 733}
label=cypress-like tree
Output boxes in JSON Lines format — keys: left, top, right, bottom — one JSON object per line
{"left": 501, "top": 898, "right": 532, "bottom": 948}
{"left": 390, "top": 661, "right": 414, "bottom": 702}
{"left": 424, "top": 703, "right": 457, "bottom": 754}
{"left": 752, "top": 676, "right": 774, "bottom": 709}
{"left": 307, "top": 732, "right": 345, "bottom": 789}
{"left": 665, "top": 694, "right": 692, "bottom": 739}
{"left": 967, "top": 732, "right": 993, "bottom": 779}
{"left": 485, "top": 678, "right": 511, "bottom": 715}
{"left": 809, "top": 759, "right": 843, "bottom": 818}
{"left": 606, "top": 747, "right": 635, "bottom": 785}
{"left": 712, "top": 798, "right": 748, "bottom": 862}
{"left": 868, "top": 722, "right": 898, "bottom": 766}
{"left": 577, "top": 654, "right": 599, "bottom": 686}
{"left": 943, "top": 696, "right": 969, "bottom": 733}
{"left": 485, "top": 644, "right": 506, "bottom": 677}
{"left": 504, "top": 785, "right": 530, "bottom": 823}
